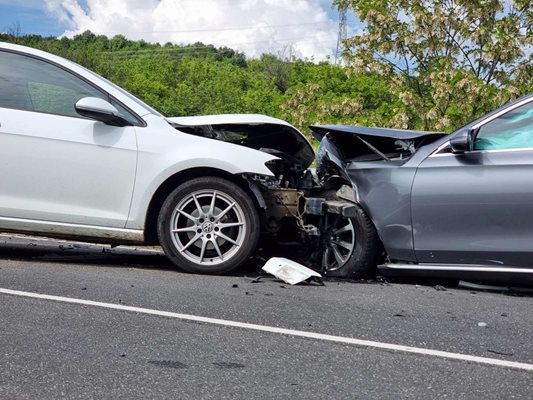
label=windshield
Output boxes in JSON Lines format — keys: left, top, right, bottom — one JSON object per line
{"left": 78, "top": 64, "right": 163, "bottom": 117}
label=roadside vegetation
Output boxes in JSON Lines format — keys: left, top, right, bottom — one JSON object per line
{"left": 1, "top": 1, "right": 530, "bottom": 139}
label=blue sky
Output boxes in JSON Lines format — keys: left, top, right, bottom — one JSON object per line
{"left": 0, "top": 1, "right": 358, "bottom": 60}
{"left": 0, "top": 1, "right": 62, "bottom": 36}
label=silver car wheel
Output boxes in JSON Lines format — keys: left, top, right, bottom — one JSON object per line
{"left": 169, "top": 189, "right": 246, "bottom": 266}
{"left": 322, "top": 216, "right": 356, "bottom": 272}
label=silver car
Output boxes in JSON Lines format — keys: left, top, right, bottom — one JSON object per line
{"left": 311, "top": 93, "right": 533, "bottom": 283}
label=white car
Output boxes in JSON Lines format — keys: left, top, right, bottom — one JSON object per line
{"left": 0, "top": 42, "right": 371, "bottom": 277}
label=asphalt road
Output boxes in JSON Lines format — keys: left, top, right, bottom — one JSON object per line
{"left": 0, "top": 235, "right": 532, "bottom": 399}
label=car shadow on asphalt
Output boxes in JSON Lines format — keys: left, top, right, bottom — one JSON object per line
{"left": 0, "top": 235, "right": 174, "bottom": 270}
{"left": 1, "top": 235, "right": 532, "bottom": 296}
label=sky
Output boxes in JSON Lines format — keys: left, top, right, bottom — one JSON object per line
{"left": 0, "top": 0, "right": 361, "bottom": 61}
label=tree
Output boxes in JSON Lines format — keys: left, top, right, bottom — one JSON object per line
{"left": 281, "top": 61, "right": 398, "bottom": 135}
{"left": 335, "top": 0, "right": 532, "bottom": 131}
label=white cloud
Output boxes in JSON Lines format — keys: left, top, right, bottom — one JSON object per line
{"left": 44, "top": 0, "right": 339, "bottom": 61}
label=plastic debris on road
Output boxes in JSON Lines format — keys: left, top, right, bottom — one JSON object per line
{"left": 262, "top": 257, "right": 323, "bottom": 285}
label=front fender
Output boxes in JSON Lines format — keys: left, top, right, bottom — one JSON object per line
{"left": 126, "top": 116, "right": 279, "bottom": 229}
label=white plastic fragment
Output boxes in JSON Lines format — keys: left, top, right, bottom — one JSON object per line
{"left": 478, "top": 322, "right": 488, "bottom": 327}
{"left": 262, "top": 257, "right": 322, "bottom": 285}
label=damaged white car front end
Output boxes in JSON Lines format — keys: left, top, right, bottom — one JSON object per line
{"left": 167, "top": 114, "right": 369, "bottom": 277}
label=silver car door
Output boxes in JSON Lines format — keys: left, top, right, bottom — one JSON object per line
{"left": 411, "top": 98, "right": 533, "bottom": 267}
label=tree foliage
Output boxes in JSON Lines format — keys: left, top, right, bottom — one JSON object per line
{"left": 0, "top": 31, "right": 393, "bottom": 138}
{"left": 335, "top": 0, "right": 532, "bottom": 130}
{"left": 2, "top": 6, "right": 530, "bottom": 137}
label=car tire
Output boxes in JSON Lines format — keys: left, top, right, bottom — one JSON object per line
{"left": 157, "top": 177, "right": 260, "bottom": 275}
{"left": 321, "top": 204, "right": 380, "bottom": 278}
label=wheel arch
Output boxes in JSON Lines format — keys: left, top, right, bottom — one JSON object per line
{"left": 143, "top": 167, "right": 263, "bottom": 245}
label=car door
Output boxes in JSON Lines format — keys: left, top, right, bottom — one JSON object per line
{"left": 0, "top": 49, "right": 138, "bottom": 229}
{"left": 411, "top": 98, "right": 533, "bottom": 267}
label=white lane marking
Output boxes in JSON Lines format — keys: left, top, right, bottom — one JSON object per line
{"left": 1, "top": 287, "right": 532, "bottom": 372}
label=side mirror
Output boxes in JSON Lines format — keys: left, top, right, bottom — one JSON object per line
{"left": 75, "top": 97, "right": 132, "bottom": 127}
{"left": 449, "top": 129, "right": 473, "bottom": 153}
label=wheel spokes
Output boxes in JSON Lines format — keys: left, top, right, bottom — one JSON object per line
{"left": 180, "top": 233, "right": 202, "bottom": 253}
{"left": 334, "top": 240, "right": 353, "bottom": 250}
{"left": 334, "top": 224, "right": 351, "bottom": 235}
{"left": 331, "top": 243, "right": 345, "bottom": 266}
{"left": 177, "top": 209, "right": 197, "bottom": 223}
{"left": 198, "top": 238, "right": 207, "bottom": 263}
{"left": 216, "top": 202, "right": 236, "bottom": 221}
{"left": 192, "top": 194, "right": 203, "bottom": 215}
{"left": 206, "top": 192, "right": 216, "bottom": 216}
{"left": 172, "top": 226, "right": 197, "bottom": 233}
{"left": 215, "top": 231, "right": 239, "bottom": 246}
{"left": 171, "top": 190, "right": 245, "bottom": 265}
{"left": 211, "top": 238, "right": 224, "bottom": 261}
{"left": 323, "top": 217, "right": 355, "bottom": 272}
{"left": 218, "top": 222, "right": 244, "bottom": 229}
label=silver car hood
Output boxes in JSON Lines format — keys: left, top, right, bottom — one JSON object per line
{"left": 310, "top": 125, "right": 446, "bottom": 161}
{"left": 167, "top": 114, "right": 315, "bottom": 172}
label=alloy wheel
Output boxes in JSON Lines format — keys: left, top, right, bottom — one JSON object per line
{"left": 169, "top": 189, "right": 246, "bottom": 265}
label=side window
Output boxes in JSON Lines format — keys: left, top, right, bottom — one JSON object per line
{"left": 0, "top": 51, "right": 105, "bottom": 117}
{"left": 474, "top": 101, "right": 533, "bottom": 150}
{"left": 0, "top": 51, "right": 141, "bottom": 125}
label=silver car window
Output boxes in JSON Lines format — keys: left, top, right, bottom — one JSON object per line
{"left": 475, "top": 101, "right": 533, "bottom": 150}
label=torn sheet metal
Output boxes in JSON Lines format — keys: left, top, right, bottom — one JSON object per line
{"left": 168, "top": 115, "right": 315, "bottom": 172}
{"left": 262, "top": 257, "right": 322, "bottom": 285}
{"left": 310, "top": 125, "right": 446, "bottom": 161}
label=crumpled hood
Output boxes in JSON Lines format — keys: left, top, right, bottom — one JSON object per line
{"left": 310, "top": 125, "right": 446, "bottom": 161}
{"left": 167, "top": 114, "right": 315, "bottom": 172}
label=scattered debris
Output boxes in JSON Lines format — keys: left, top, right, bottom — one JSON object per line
{"left": 487, "top": 349, "right": 514, "bottom": 356}
{"left": 477, "top": 322, "right": 488, "bottom": 327}
{"left": 394, "top": 313, "right": 406, "bottom": 318}
{"left": 434, "top": 285, "right": 447, "bottom": 291}
{"left": 375, "top": 276, "right": 391, "bottom": 286}
{"left": 250, "top": 276, "right": 263, "bottom": 284}
{"left": 262, "top": 257, "right": 323, "bottom": 285}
